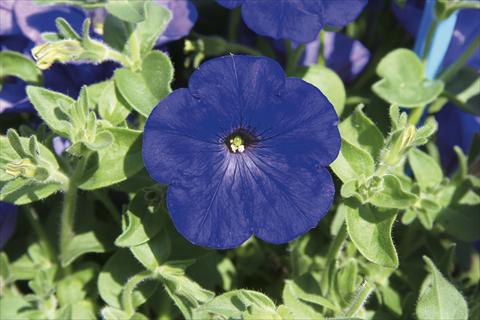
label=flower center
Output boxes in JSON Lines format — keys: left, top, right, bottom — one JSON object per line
{"left": 225, "top": 129, "right": 257, "bottom": 153}
{"left": 230, "top": 135, "right": 245, "bottom": 153}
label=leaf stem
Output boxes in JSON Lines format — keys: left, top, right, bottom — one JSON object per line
{"left": 421, "top": 19, "right": 439, "bottom": 63}
{"left": 317, "top": 30, "right": 325, "bottom": 65}
{"left": 320, "top": 223, "right": 348, "bottom": 295}
{"left": 342, "top": 280, "right": 374, "bottom": 317}
{"left": 285, "top": 42, "right": 305, "bottom": 75}
{"left": 225, "top": 43, "right": 262, "bottom": 56}
{"left": 227, "top": 8, "right": 241, "bottom": 42}
{"left": 122, "top": 270, "right": 156, "bottom": 316}
{"left": 438, "top": 35, "right": 480, "bottom": 83}
{"left": 408, "top": 106, "right": 425, "bottom": 126}
{"left": 59, "top": 154, "right": 89, "bottom": 266}
{"left": 23, "top": 206, "right": 56, "bottom": 262}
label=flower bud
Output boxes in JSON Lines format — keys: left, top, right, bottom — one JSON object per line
{"left": 32, "top": 40, "right": 84, "bottom": 69}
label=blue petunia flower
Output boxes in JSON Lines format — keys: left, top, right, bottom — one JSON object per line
{"left": 436, "top": 104, "right": 480, "bottom": 174}
{"left": 217, "top": 0, "right": 368, "bottom": 43}
{"left": 143, "top": 55, "right": 340, "bottom": 249}
{"left": 156, "top": 0, "right": 198, "bottom": 45}
{"left": 0, "top": 201, "right": 17, "bottom": 248}
{"left": 301, "top": 32, "right": 371, "bottom": 82}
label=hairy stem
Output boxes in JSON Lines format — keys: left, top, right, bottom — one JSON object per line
{"left": 408, "top": 106, "right": 425, "bottom": 126}
{"left": 342, "top": 280, "right": 374, "bottom": 317}
{"left": 225, "top": 43, "right": 262, "bottom": 56}
{"left": 321, "top": 223, "right": 348, "bottom": 295}
{"left": 59, "top": 154, "right": 89, "bottom": 266}
{"left": 122, "top": 271, "right": 156, "bottom": 316}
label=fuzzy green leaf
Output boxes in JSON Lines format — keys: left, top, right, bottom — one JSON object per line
{"left": 416, "top": 256, "right": 468, "bottom": 320}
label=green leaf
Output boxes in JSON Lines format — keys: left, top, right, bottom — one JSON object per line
{"left": 130, "top": 231, "right": 171, "bottom": 270}
{"left": 136, "top": 1, "right": 172, "bottom": 56}
{"left": 339, "top": 105, "right": 384, "bottom": 159}
{"left": 408, "top": 148, "right": 443, "bottom": 191}
{"left": 105, "top": 0, "right": 145, "bottom": 23}
{"left": 192, "top": 290, "right": 276, "bottom": 320}
{"left": 334, "top": 259, "right": 359, "bottom": 308}
{"left": 369, "top": 175, "right": 418, "bottom": 209}
{"left": 56, "top": 301, "right": 96, "bottom": 320}
{"left": 282, "top": 273, "right": 326, "bottom": 319}
{"left": 160, "top": 263, "right": 214, "bottom": 319}
{"left": 114, "top": 50, "right": 173, "bottom": 117}
{"left": 416, "top": 256, "right": 468, "bottom": 320}
{"left": 372, "top": 49, "right": 444, "bottom": 107}
{"left": 0, "top": 292, "right": 32, "bottom": 320}
{"left": 444, "top": 68, "right": 480, "bottom": 115}
{"left": 437, "top": 182, "right": 480, "bottom": 241}
{"left": 330, "top": 139, "right": 375, "bottom": 183}
{"left": 0, "top": 51, "right": 43, "bottom": 84}
{"left": 299, "top": 65, "right": 346, "bottom": 116}
{"left": 61, "top": 197, "right": 116, "bottom": 266}
{"left": 98, "top": 249, "right": 158, "bottom": 309}
{"left": 115, "top": 192, "right": 164, "bottom": 247}
{"left": 98, "top": 81, "right": 130, "bottom": 125}
{"left": 55, "top": 17, "right": 81, "bottom": 40}
{"left": 26, "top": 86, "right": 74, "bottom": 137}
{"left": 78, "top": 128, "right": 143, "bottom": 190}
{"left": 0, "top": 135, "right": 62, "bottom": 205}
{"left": 57, "top": 264, "right": 98, "bottom": 306}
{"left": 343, "top": 200, "right": 399, "bottom": 268}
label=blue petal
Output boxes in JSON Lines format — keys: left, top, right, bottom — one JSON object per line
{"left": 436, "top": 104, "right": 480, "bottom": 174}
{"left": 323, "top": 32, "right": 370, "bottom": 82}
{"left": 217, "top": 0, "right": 245, "bottom": 9}
{"left": 241, "top": 1, "right": 322, "bottom": 43}
{"left": 0, "top": 201, "right": 17, "bottom": 248}
{"left": 0, "top": 79, "right": 31, "bottom": 113}
{"left": 0, "top": 0, "right": 22, "bottom": 36}
{"left": 442, "top": 9, "right": 480, "bottom": 71}
{"left": 14, "top": 1, "right": 85, "bottom": 44}
{"left": 189, "top": 55, "right": 285, "bottom": 129}
{"left": 166, "top": 154, "right": 252, "bottom": 249}
{"left": 257, "top": 78, "right": 340, "bottom": 168}
{"left": 321, "top": 0, "right": 368, "bottom": 28}
{"left": 143, "top": 88, "right": 228, "bottom": 185}
{"left": 244, "top": 160, "right": 335, "bottom": 244}
{"left": 156, "top": 0, "right": 198, "bottom": 45}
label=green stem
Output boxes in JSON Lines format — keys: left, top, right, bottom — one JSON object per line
{"left": 228, "top": 8, "right": 241, "bottom": 42}
{"left": 122, "top": 271, "right": 156, "bottom": 316}
{"left": 438, "top": 35, "right": 480, "bottom": 83}
{"left": 225, "top": 43, "right": 262, "bottom": 56}
{"left": 320, "top": 223, "right": 348, "bottom": 295}
{"left": 92, "top": 191, "right": 121, "bottom": 225}
{"left": 286, "top": 43, "right": 305, "bottom": 75}
{"left": 23, "top": 206, "right": 56, "bottom": 262}
{"left": 106, "top": 47, "right": 133, "bottom": 68}
{"left": 342, "top": 280, "right": 374, "bottom": 317}
{"left": 59, "top": 154, "right": 89, "bottom": 265}
{"left": 421, "top": 19, "right": 439, "bottom": 62}
{"left": 317, "top": 30, "right": 325, "bottom": 65}
{"left": 408, "top": 106, "right": 425, "bottom": 126}
{"left": 127, "top": 24, "right": 141, "bottom": 69}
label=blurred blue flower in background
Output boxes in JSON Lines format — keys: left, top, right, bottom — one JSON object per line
{"left": 301, "top": 32, "right": 371, "bottom": 82}
{"left": 392, "top": 0, "right": 480, "bottom": 172}
{"left": 217, "top": 0, "right": 368, "bottom": 43}
{"left": 143, "top": 55, "right": 340, "bottom": 249}
{"left": 156, "top": 0, "right": 198, "bottom": 45}
{"left": 0, "top": 201, "right": 17, "bottom": 248}
{"left": 0, "top": 0, "right": 117, "bottom": 113}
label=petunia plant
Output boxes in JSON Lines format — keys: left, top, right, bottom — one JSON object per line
{"left": 1, "top": 0, "right": 479, "bottom": 320}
